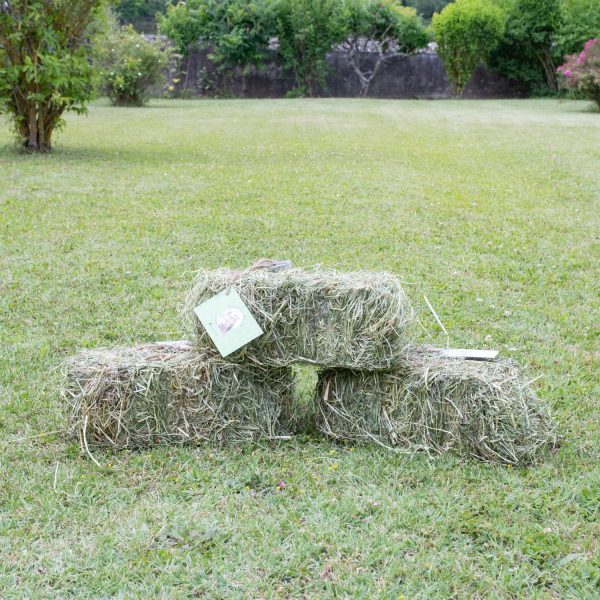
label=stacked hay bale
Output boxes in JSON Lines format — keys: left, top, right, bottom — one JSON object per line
{"left": 315, "top": 348, "right": 556, "bottom": 465}
{"left": 183, "top": 266, "right": 555, "bottom": 465}
{"left": 64, "top": 262, "right": 556, "bottom": 464}
{"left": 63, "top": 266, "right": 410, "bottom": 452}
{"left": 182, "top": 268, "right": 414, "bottom": 368}
{"left": 63, "top": 342, "right": 294, "bottom": 449}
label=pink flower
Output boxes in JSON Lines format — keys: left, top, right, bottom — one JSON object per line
{"left": 575, "top": 39, "right": 599, "bottom": 64}
{"left": 564, "top": 69, "right": 573, "bottom": 77}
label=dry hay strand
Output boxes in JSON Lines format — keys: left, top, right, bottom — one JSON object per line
{"left": 62, "top": 341, "right": 295, "bottom": 450}
{"left": 183, "top": 268, "right": 414, "bottom": 369}
{"left": 316, "top": 348, "right": 557, "bottom": 465}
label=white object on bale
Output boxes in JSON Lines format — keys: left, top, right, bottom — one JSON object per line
{"left": 434, "top": 348, "right": 499, "bottom": 361}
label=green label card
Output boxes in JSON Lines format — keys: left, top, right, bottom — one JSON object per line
{"left": 193, "top": 288, "right": 263, "bottom": 357}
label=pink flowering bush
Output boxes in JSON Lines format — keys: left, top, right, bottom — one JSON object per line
{"left": 558, "top": 38, "right": 600, "bottom": 109}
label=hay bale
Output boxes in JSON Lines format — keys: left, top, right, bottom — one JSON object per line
{"left": 62, "top": 341, "right": 294, "bottom": 450}
{"left": 315, "top": 348, "right": 556, "bottom": 465}
{"left": 183, "top": 268, "right": 413, "bottom": 369}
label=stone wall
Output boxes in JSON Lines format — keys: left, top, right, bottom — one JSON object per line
{"left": 178, "top": 49, "right": 527, "bottom": 99}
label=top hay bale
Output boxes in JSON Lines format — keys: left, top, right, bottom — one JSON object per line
{"left": 183, "top": 267, "right": 414, "bottom": 369}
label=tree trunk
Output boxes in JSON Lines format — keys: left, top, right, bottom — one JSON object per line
{"left": 347, "top": 52, "right": 371, "bottom": 97}
{"left": 535, "top": 48, "right": 557, "bottom": 91}
{"left": 346, "top": 39, "right": 395, "bottom": 98}
{"left": 182, "top": 53, "right": 192, "bottom": 94}
{"left": 542, "top": 54, "right": 557, "bottom": 91}
{"left": 21, "top": 104, "right": 58, "bottom": 152}
{"left": 27, "top": 104, "right": 38, "bottom": 149}
{"left": 361, "top": 54, "right": 386, "bottom": 98}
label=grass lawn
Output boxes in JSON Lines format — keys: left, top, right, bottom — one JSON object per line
{"left": 0, "top": 98, "right": 598, "bottom": 598}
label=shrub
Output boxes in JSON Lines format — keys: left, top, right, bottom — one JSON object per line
{"left": 159, "top": 0, "right": 277, "bottom": 94}
{"left": 558, "top": 38, "right": 600, "bottom": 109}
{"left": 157, "top": 0, "right": 205, "bottom": 57}
{"left": 193, "top": 0, "right": 278, "bottom": 71}
{"left": 95, "top": 21, "right": 172, "bottom": 106}
{"left": 276, "top": 0, "right": 347, "bottom": 96}
{"left": 432, "top": 0, "right": 505, "bottom": 96}
{"left": 0, "top": 0, "right": 104, "bottom": 152}
{"left": 341, "top": 0, "right": 429, "bottom": 96}
{"left": 489, "top": 0, "right": 562, "bottom": 94}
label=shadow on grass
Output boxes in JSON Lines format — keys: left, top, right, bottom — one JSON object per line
{"left": 0, "top": 141, "right": 213, "bottom": 166}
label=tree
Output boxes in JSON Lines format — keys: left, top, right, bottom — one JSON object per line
{"left": 341, "top": 0, "right": 428, "bottom": 96}
{"left": 489, "top": 0, "right": 562, "bottom": 93}
{"left": 432, "top": 0, "right": 505, "bottom": 96}
{"left": 189, "top": 0, "right": 277, "bottom": 71}
{"left": 275, "top": 0, "right": 347, "bottom": 96}
{"left": 0, "top": 0, "right": 104, "bottom": 152}
{"left": 557, "top": 0, "right": 600, "bottom": 57}
{"left": 158, "top": 0, "right": 206, "bottom": 91}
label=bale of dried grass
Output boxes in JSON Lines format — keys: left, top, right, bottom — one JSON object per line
{"left": 62, "top": 341, "right": 295, "bottom": 450}
{"left": 316, "top": 348, "right": 556, "bottom": 465}
{"left": 183, "top": 268, "right": 414, "bottom": 369}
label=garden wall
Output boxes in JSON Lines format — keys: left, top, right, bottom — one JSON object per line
{"left": 180, "top": 49, "right": 527, "bottom": 99}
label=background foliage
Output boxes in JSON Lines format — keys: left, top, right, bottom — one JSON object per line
{"left": 115, "top": 0, "right": 168, "bottom": 31}
{"left": 432, "top": 0, "right": 505, "bottom": 96}
{"left": 403, "top": 0, "right": 454, "bottom": 21}
{"left": 94, "top": 16, "right": 172, "bottom": 106}
{"left": 158, "top": 0, "right": 429, "bottom": 97}
{"left": 275, "top": 0, "right": 347, "bottom": 96}
{"left": 161, "top": 0, "right": 277, "bottom": 71}
{"left": 341, "top": 0, "right": 429, "bottom": 96}
{"left": 557, "top": 0, "right": 600, "bottom": 56}
{"left": 489, "top": 0, "right": 562, "bottom": 94}
{"left": 154, "top": 0, "right": 600, "bottom": 97}
{"left": 558, "top": 38, "right": 600, "bottom": 109}
{"left": 157, "top": 0, "right": 206, "bottom": 56}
